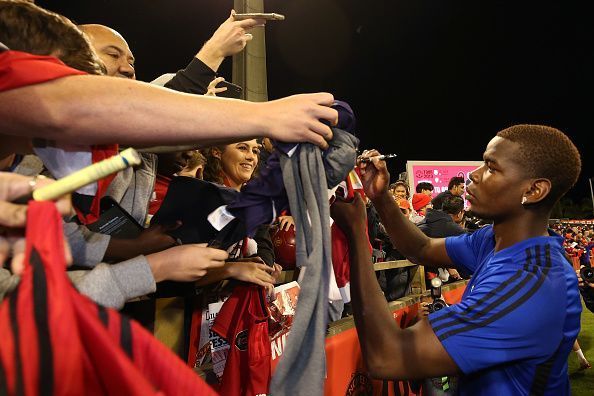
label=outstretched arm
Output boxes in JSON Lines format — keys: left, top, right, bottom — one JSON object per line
{"left": 0, "top": 74, "right": 337, "bottom": 149}
{"left": 331, "top": 194, "right": 459, "bottom": 379}
{"left": 359, "top": 150, "right": 453, "bottom": 268}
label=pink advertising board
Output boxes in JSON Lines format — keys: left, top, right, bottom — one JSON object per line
{"left": 406, "top": 161, "right": 483, "bottom": 209}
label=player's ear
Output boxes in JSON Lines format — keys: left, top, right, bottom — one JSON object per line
{"left": 521, "top": 178, "right": 551, "bottom": 206}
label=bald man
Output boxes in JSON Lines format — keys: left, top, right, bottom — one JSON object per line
{"left": 79, "top": 24, "right": 136, "bottom": 79}
{"left": 80, "top": 11, "right": 263, "bottom": 91}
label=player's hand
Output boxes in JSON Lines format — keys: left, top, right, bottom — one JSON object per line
{"left": 147, "top": 243, "right": 228, "bottom": 282}
{"left": 330, "top": 193, "right": 367, "bottom": 237}
{"left": 357, "top": 149, "right": 390, "bottom": 201}
{"left": 262, "top": 93, "right": 337, "bottom": 149}
{"left": 278, "top": 215, "right": 295, "bottom": 231}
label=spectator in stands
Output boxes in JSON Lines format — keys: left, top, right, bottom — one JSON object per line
{"left": 202, "top": 140, "right": 260, "bottom": 191}
{"left": 420, "top": 196, "right": 466, "bottom": 237}
{"left": 79, "top": 24, "right": 136, "bottom": 79}
{"left": 335, "top": 124, "right": 582, "bottom": 395}
{"left": 62, "top": 14, "right": 308, "bottom": 263}
{"left": 148, "top": 150, "right": 200, "bottom": 216}
{"left": 178, "top": 150, "right": 207, "bottom": 179}
{"left": 415, "top": 181, "right": 435, "bottom": 197}
{"left": 577, "top": 265, "right": 594, "bottom": 313}
{"left": 0, "top": 1, "right": 334, "bottom": 307}
{"left": 388, "top": 180, "right": 411, "bottom": 219}
{"left": 0, "top": 172, "right": 228, "bottom": 308}
{"left": 389, "top": 180, "right": 410, "bottom": 201}
{"left": 410, "top": 182, "right": 434, "bottom": 224}
{"left": 418, "top": 196, "right": 466, "bottom": 285}
{"left": 431, "top": 176, "right": 465, "bottom": 210}
{"left": 375, "top": 189, "right": 414, "bottom": 302}
{"left": 410, "top": 192, "right": 432, "bottom": 224}
{"left": 0, "top": 2, "right": 338, "bottom": 154}
{"left": 258, "top": 137, "right": 275, "bottom": 167}
{"left": 198, "top": 140, "right": 281, "bottom": 291}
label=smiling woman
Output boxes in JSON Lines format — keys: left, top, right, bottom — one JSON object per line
{"left": 202, "top": 139, "right": 261, "bottom": 191}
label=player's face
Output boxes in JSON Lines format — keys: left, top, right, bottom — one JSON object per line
{"left": 466, "top": 137, "right": 531, "bottom": 221}
{"left": 221, "top": 140, "right": 260, "bottom": 190}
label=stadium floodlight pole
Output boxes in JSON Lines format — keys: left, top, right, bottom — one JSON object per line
{"left": 233, "top": 0, "right": 268, "bottom": 102}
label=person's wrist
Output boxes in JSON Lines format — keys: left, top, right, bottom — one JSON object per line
{"left": 370, "top": 190, "right": 393, "bottom": 207}
{"left": 342, "top": 221, "right": 367, "bottom": 240}
{"left": 146, "top": 252, "right": 165, "bottom": 282}
{"left": 247, "top": 102, "right": 271, "bottom": 137}
{"left": 223, "top": 261, "right": 236, "bottom": 278}
{"left": 196, "top": 41, "right": 224, "bottom": 71}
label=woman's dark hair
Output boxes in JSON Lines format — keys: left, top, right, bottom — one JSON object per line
{"left": 201, "top": 146, "right": 226, "bottom": 185}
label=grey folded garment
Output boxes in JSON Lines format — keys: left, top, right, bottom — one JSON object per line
{"left": 271, "top": 145, "right": 331, "bottom": 396}
{"left": 322, "top": 128, "right": 359, "bottom": 188}
{"left": 271, "top": 128, "right": 358, "bottom": 396}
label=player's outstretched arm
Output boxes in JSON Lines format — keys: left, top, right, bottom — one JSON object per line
{"left": 358, "top": 149, "right": 453, "bottom": 268}
{"left": 331, "top": 194, "right": 459, "bottom": 380}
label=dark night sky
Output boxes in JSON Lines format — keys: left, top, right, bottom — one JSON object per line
{"left": 38, "top": 0, "right": 593, "bottom": 202}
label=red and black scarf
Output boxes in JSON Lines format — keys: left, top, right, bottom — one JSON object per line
{"left": 0, "top": 201, "right": 217, "bottom": 395}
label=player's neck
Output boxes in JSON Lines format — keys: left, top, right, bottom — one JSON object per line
{"left": 492, "top": 214, "right": 550, "bottom": 252}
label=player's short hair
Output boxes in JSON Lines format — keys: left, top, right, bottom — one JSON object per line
{"left": 496, "top": 124, "right": 581, "bottom": 208}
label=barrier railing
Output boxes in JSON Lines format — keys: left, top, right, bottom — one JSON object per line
{"left": 269, "top": 279, "right": 468, "bottom": 396}
{"left": 279, "top": 259, "right": 427, "bottom": 293}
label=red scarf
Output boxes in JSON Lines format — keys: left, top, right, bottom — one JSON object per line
{"left": 74, "top": 144, "right": 120, "bottom": 224}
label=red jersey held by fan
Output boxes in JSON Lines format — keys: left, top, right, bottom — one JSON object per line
{"left": 212, "top": 284, "right": 271, "bottom": 396}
